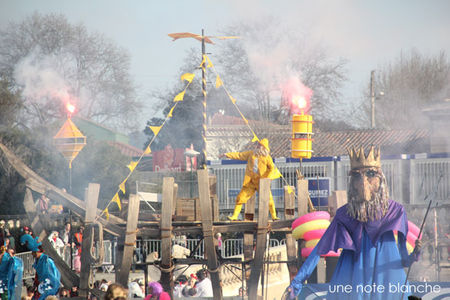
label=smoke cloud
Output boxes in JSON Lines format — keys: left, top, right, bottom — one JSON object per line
{"left": 13, "top": 47, "right": 79, "bottom": 109}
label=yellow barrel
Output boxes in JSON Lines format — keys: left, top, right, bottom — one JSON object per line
{"left": 292, "top": 114, "right": 313, "bottom": 133}
{"left": 291, "top": 114, "right": 313, "bottom": 159}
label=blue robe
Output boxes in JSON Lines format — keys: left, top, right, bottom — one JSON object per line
{"left": 0, "top": 252, "right": 14, "bottom": 298}
{"left": 290, "top": 200, "right": 419, "bottom": 300}
{"left": 33, "top": 253, "right": 61, "bottom": 300}
{"left": 10, "top": 257, "right": 24, "bottom": 300}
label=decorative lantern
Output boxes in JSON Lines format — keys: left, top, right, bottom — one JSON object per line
{"left": 53, "top": 118, "right": 86, "bottom": 169}
{"left": 291, "top": 113, "right": 313, "bottom": 159}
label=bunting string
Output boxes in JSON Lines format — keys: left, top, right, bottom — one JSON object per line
{"left": 97, "top": 71, "right": 196, "bottom": 221}
{"left": 205, "top": 55, "right": 298, "bottom": 197}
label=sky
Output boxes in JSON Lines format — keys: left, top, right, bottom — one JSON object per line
{"left": 1, "top": 0, "right": 450, "bottom": 130}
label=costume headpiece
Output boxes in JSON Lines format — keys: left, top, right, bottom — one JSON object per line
{"left": 258, "top": 138, "right": 270, "bottom": 151}
{"left": 348, "top": 146, "right": 381, "bottom": 170}
{"left": 20, "top": 233, "right": 42, "bottom": 252}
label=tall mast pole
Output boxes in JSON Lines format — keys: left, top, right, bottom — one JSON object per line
{"left": 201, "top": 29, "right": 207, "bottom": 169}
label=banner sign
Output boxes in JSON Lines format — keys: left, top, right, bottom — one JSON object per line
{"left": 308, "top": 178, "right": 330, "bottom": 207}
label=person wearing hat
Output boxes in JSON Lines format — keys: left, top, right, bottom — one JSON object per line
{"left": 0, "top": 245, "right": 14, "bottom": 300}
{"left": 21, "top": 235, "right": 61, "bottom": 300}
{"left": 220, "top": 138, "right": 280, "bottom": 221}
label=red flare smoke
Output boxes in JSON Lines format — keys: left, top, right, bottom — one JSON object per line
{"left": 281, "top": 77, "right": 313, "bottom": 115}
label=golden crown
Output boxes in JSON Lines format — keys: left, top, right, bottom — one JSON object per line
{"left": 348, "top": 146, "right": 381, "bottom": 169}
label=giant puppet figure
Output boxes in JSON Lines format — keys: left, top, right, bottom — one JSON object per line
{"left": 288, "top": 146, "right": 421, "bottom": 300}
{"left": 221, "top": 138, "right": 280, "bottom": 221}
{"left": 21, "top": 234, "right": 61, "bottom": 300}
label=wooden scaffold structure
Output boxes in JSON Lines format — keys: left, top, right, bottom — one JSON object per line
{"left": 0, "top": 141, "right": 327, "bottom": 299}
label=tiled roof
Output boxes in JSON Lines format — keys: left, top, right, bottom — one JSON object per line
{"left": 208, "top": 124, "right": 430, "bottom": 157}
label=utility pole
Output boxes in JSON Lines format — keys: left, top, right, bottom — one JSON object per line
{"left": 370, "top": 70, "right": 375, "bottom": 129}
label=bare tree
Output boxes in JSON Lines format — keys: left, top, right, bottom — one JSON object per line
{"left": 0, "top": 12, "right": 142, "bottom": 131}
{"left": 366, "top": 49, "right": 450, "bottom": 129}
{"left": 212, "top": 18, "right": 348, "bottom": 124}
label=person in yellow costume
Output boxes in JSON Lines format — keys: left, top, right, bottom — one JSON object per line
{"left": 221, "top": 138, "right": 280, "bottom": 221}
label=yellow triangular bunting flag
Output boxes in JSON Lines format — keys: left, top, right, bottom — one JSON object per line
{"left": 112, "top": 193, "right": 121, "bottom": 210}
{"left": 242, "top": 117, "right": 248, "bottom": 124}
{"left": 252, "top": 135, "right": 259, "bottom": 142}
{"left": 144, "top": 146, "right": 152, "bottom": 154}
{"left": 103, "top": 208, "right": 109, "bottom": 220}
{"left": 215, "top": 75, "right": 223, "bottom": 88}
{"left": 168, "top": 105, "right": 176, "bottom": 118}
{"left": 127, "top": 161, "right": 138, "bottom": 172}
{"left": 181, "top": 73, "right": 195, "bottom": 83}
{"left": 268, "top": 167, "right": 282, "bottom": 180}
{"left": 229, "top": 95, "right": 236, "bottom": 104}
{"left": 149, "top": 126, "right": 162, "bottom": 136}
{"left": 206, "top": 56, "right": 213, "bottom": 68}
{"left": 287, "top": 186, "right": 294, "bottom": 194}
{"left": 174, "top": 91, "right": 185, "bottom": 102}
{"left": 119, "top": 180, "right": 126, "bottom": 194}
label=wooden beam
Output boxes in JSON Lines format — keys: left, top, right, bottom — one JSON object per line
{"left": 284, "top": 185, "right": 296, "bottom": 219}
{"left": 297, "top": 179, "right": 309, "bottom": 267}
{"left": 328, "top": 190, "right": 347, "bottom": 218}
{"left": 160, "top": 177, "right": 174, "bottom": 298}
{"left": 46, "top": 190, "right": 124, "bottom": 236}
{"left": 23, "top": 188, "right": 80, "bottom": 288}
{"left": 248, "top": 178, "right": 271, "bottom": 299}
{"left": 172, "top": 183, "right": 178, "bottom": 216}
{"left": 198, "top": 169, "right": 223, "bottom": 300}
{"left": 243, "top": 194, "right": 256, "bottom": 285}
{"left": 244, "top": 195, "right": 256, "bottom": 221}
{"left": 0, "top": 142, "right": 124, "bottom": 236}
{"left": 209, "top": 175, "right": 219, "bottom": 222}
{"left": 136, "top": 219, "right": 295, "bottom": 238}
{"left": 297, "top": 179, "right": 309, "bottom": 216}
{"left": 284, "top": 186, "right": 298, "bottom": 280}
{"left": 79, "top": 183, "right": 100, "bottom": 298}
{"left": 115, "top": 194, "right": 140, "bottom": 286}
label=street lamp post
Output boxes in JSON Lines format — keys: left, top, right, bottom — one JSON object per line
{"left": 370, "top": 70, "right": 385, "bottom": 129}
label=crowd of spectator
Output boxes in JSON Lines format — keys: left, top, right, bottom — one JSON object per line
{"left": 1, "top": 214, "right": 216, "bottom": 299}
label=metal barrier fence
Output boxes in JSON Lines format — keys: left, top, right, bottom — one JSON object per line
{"left": 137, "top": 154, "right": 449, "bottom": 209}
{"left": 222, "top": 238, "right": 281, "bottom": 258}
{"left": 410, "top": 157, "right": 450, "bottom": 204}
{"left": 16, "top": 251, "right": 35, "bottom": 279}
{"left": 209, "top": 155, "right": 450, "bottom": 208}
{"left": 136, "top": 238, "right": 205, "bottom": 260}
{"left": 134, "top": 238, "right": 282, "bottom": 260}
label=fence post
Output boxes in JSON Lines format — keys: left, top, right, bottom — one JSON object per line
{"left": 284, "top": 185, "right": 298, "bottom": 280}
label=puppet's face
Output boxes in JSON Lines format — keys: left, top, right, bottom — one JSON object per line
{"left": 347, "top": 166, "right": 388, "bottom": 222}
{"left": 350, "top": 167, "right": 381, "bottom": 202}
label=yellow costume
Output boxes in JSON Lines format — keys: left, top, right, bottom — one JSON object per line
{"left": 225, "top": 139, "right": 280, "bottom": 220}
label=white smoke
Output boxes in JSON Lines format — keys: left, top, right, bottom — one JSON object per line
{"left": 13, "top": 47, "right": 77, "bottom": 107}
